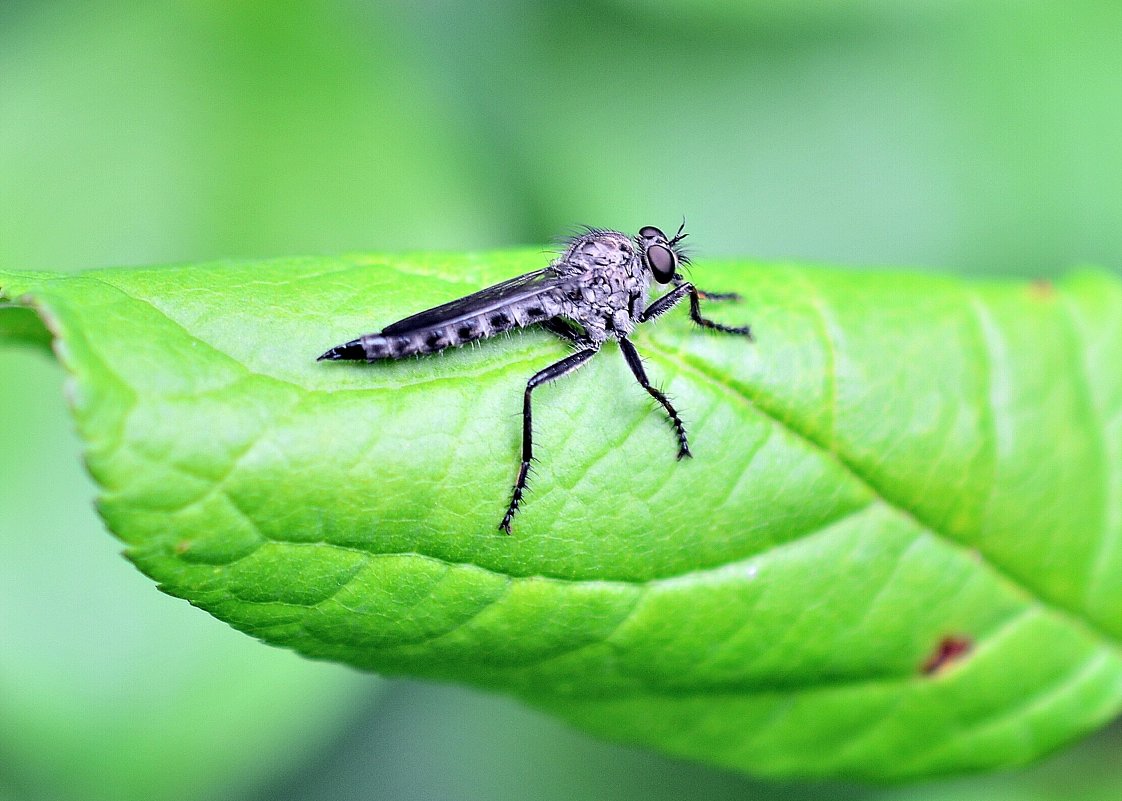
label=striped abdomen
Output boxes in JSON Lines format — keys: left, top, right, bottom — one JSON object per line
{"left": 318, "top": 291, "right": 567, "bottom": 362}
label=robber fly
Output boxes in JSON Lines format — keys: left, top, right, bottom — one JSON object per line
{"left": 319, "top": 224, "right": 753, "bottom": 533}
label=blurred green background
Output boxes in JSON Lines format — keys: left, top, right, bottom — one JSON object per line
{"left": 2, "top": 1, "right": 1120, "bottom": 799}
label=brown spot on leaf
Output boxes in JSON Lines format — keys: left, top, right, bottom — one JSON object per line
{"left": 175, "top": 540, "right": 193, "bottom": 555}
{"left": 921, "top": 635, "right": 973, "bottom": 675}
{"left": 1029, "top": 278, "right": 1055, "bottom": 300}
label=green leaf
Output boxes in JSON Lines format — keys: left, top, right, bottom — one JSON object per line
{"left": 0, "top": 347, "right": 374, "bottom": 801}
{"left": 0, "top": 303, "right": 54, "bottom": 352}
{"left": 2, "top": 254, "right": 1120, "bottom": 781}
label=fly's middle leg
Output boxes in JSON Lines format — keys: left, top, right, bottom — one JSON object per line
{"left": 618, "top": 337, "right": 691, "bottom": 460}
{"left": 500, "top": 345, "right": 599, "bottom": 533}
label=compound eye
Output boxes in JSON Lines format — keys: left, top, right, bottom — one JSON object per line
{"left": 645, "top": 243, "right": 677, "bottom": 283}
{"left": 638, "top": 225, "right": 666, "bottom": 242}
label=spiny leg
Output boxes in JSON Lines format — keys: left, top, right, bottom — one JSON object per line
{"left": 639, "top": 281, "right": 690, "bottom": 323}
{"left": 501, "top": 346, "right": 599, "bottom": 533}
{"left": 687, "top": 285, "right": 754, "bottom": 338}
{"left": 618, "top": 337, "right": 691, "bottom": 459}
{"left": 641, "top": 281, "right": 754, "bottom": 340}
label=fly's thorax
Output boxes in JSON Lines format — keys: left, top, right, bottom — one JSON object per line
{"left": 556, "top": 229, "right": 638, "bottom": 276}
{"left": 554, "top": 229, "right": 650, "bottom": 341}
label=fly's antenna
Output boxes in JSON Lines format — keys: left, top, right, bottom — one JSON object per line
{"left": 669, "top": 217, "right": 691, "bottom": 265}
{"left": 669, "top": 217, "right": 688, "bottom": 245}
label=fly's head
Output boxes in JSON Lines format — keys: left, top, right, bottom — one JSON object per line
{"left": 636, "top": 223, "right": 689, "bottom": 284}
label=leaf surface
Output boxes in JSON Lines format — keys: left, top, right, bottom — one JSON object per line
{"left": 2, "top": 254, "right": 1120, "bottom": 780}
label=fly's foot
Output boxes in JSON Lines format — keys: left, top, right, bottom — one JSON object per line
{"left": 669, "top": 417, "right": 691, "bottom": 460}
{"left": 499, "top": 461, "right": 532, "bottom": 534}
{"left": 693, "top": 317, "right": 754, "bottom": 340}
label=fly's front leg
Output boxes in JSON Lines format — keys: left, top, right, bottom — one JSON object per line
{"left": 687, "top": 285, "right": 753, "bottom": 338}
{"left": 641, "top": 281, "right": 753, "bottom": 340}
{"left": 618, "top": 337, "right": 691, "bottom": 459}
{"left": 639, "top": 282, "right": 691, "bottom": 323}
{"left": 695, "top": 289, "right": 740, "bottom": 302}
{"left": 500, "top": 345, "right": 599, "bottom": 533}
{"left": 671, "top": 272, "right": 740, "bottom": 302}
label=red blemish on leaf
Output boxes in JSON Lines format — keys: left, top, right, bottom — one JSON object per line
{"left": 175, "top": 540, "right": 193, "bottom": 555}
{"left": 921, "top": 635, "right": 973, "bottom": 675}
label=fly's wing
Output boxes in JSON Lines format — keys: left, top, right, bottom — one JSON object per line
{"left": 381, "top": 268, "right": 574, "bottom": 335}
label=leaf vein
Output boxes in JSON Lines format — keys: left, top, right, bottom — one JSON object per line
{"left": 640, "top": 340, "right": 1122, "bottom": 655}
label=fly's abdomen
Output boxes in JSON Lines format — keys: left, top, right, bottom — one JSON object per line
{"left": 318, "top": 295, "right": 564, "bottom": 362}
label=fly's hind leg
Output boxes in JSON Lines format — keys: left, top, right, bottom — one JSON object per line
{"left": 541, "top": 317, "right": 593, "bottom": 348}
{"left": 500, "top": 344, "right": 599, "bottom": 533}
{"left": 618, "top": 337, "right": 691, "bottom": 459}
